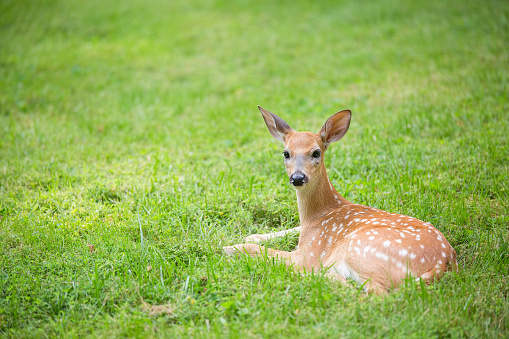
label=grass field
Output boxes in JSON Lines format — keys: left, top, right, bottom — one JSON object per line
{"left": 1, "top": 0, "right": 508, "bottom": 337}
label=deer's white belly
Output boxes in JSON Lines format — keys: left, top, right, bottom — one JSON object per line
{"left": 330, "top": 261, "right": 362, "bottom": 284}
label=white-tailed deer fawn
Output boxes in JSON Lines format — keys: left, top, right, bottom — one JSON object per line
{"left": 224, "top": 106, "right": 458, "bottom": 293}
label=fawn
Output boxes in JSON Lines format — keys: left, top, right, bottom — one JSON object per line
{"left": 223, "top": 106, "right": 458, "bottom": 293}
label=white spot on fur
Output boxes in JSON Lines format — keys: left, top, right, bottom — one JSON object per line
{"left": 383, "top": 240, "right": 391, "bottom": 247}
{"left": 375, "top": 252, "right": 389, "bottom": 261}
{"left": 399, "top": 249, "right": 408, "bottom": 256}
{"left": 395, "top": 239, "right": 402, "bottom": 243}
{"left": 441, "top": 251, "right": 447, "bottom": 257}
{"left": 369, "top": 236, "right": 375, "bottom": 240}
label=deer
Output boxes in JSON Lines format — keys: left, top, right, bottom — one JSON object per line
{"left": 223, "top": 106, "right": 458, "bottom": 293}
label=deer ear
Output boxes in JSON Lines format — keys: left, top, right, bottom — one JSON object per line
{"left": 319, "top": 109, "right": 351, "bottom": 147}
{"left": 258, "top": 105, "right": 294, "bottom": 142}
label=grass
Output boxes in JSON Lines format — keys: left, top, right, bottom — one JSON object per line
{"left": 1, "top": 0, "right": 508, "bottom": 337}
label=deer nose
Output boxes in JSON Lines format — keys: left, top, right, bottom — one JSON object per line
{"left": 290, "top": 172, "right": 307, "bottom": 186}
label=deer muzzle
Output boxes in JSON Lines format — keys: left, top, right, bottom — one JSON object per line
{"left": 290, "top": 172, "right": 308, "bottom": 186}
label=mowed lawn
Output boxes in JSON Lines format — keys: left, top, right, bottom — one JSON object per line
{"left": 1, "top": 0, "right": 508, "bottom": 337}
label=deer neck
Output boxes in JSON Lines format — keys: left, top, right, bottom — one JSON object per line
{"left": 295, "top": 163, "right": 349, "bottom": 227}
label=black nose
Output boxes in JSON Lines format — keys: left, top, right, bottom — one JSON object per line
{"left": 290, "top": 173, "right": 307, "bottom": 186}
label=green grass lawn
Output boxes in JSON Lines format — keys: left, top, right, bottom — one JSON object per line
{"left": 1, "top": 0, "right": 508, "bottom": 337}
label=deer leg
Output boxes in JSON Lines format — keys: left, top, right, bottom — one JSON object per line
{"left": 245, "top": 226, "right": 302, "bottom": 243}
{"left": 223, "top": 243, "right": 303, "bottom": 267}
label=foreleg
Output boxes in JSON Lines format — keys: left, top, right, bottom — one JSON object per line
{"left": 223, "top": 243, "right": 302, "bottom": 267}
{"left": 245, "top": 226, "right": 302, "bottom": 243}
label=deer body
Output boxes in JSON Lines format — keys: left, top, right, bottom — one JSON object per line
{"left": 224, "top": 106, "right": 458, "bottom": 293}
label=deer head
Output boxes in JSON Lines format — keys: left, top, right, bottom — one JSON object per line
{"left": 259, "top": 105, "right": 351, "bottom": 190}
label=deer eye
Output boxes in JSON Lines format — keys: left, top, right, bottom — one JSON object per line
{"left": 312, "top": 150, "right": 321, "bottom": 158}
{"left": 283, "top": 151, "right": 290, "bottom": 159}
